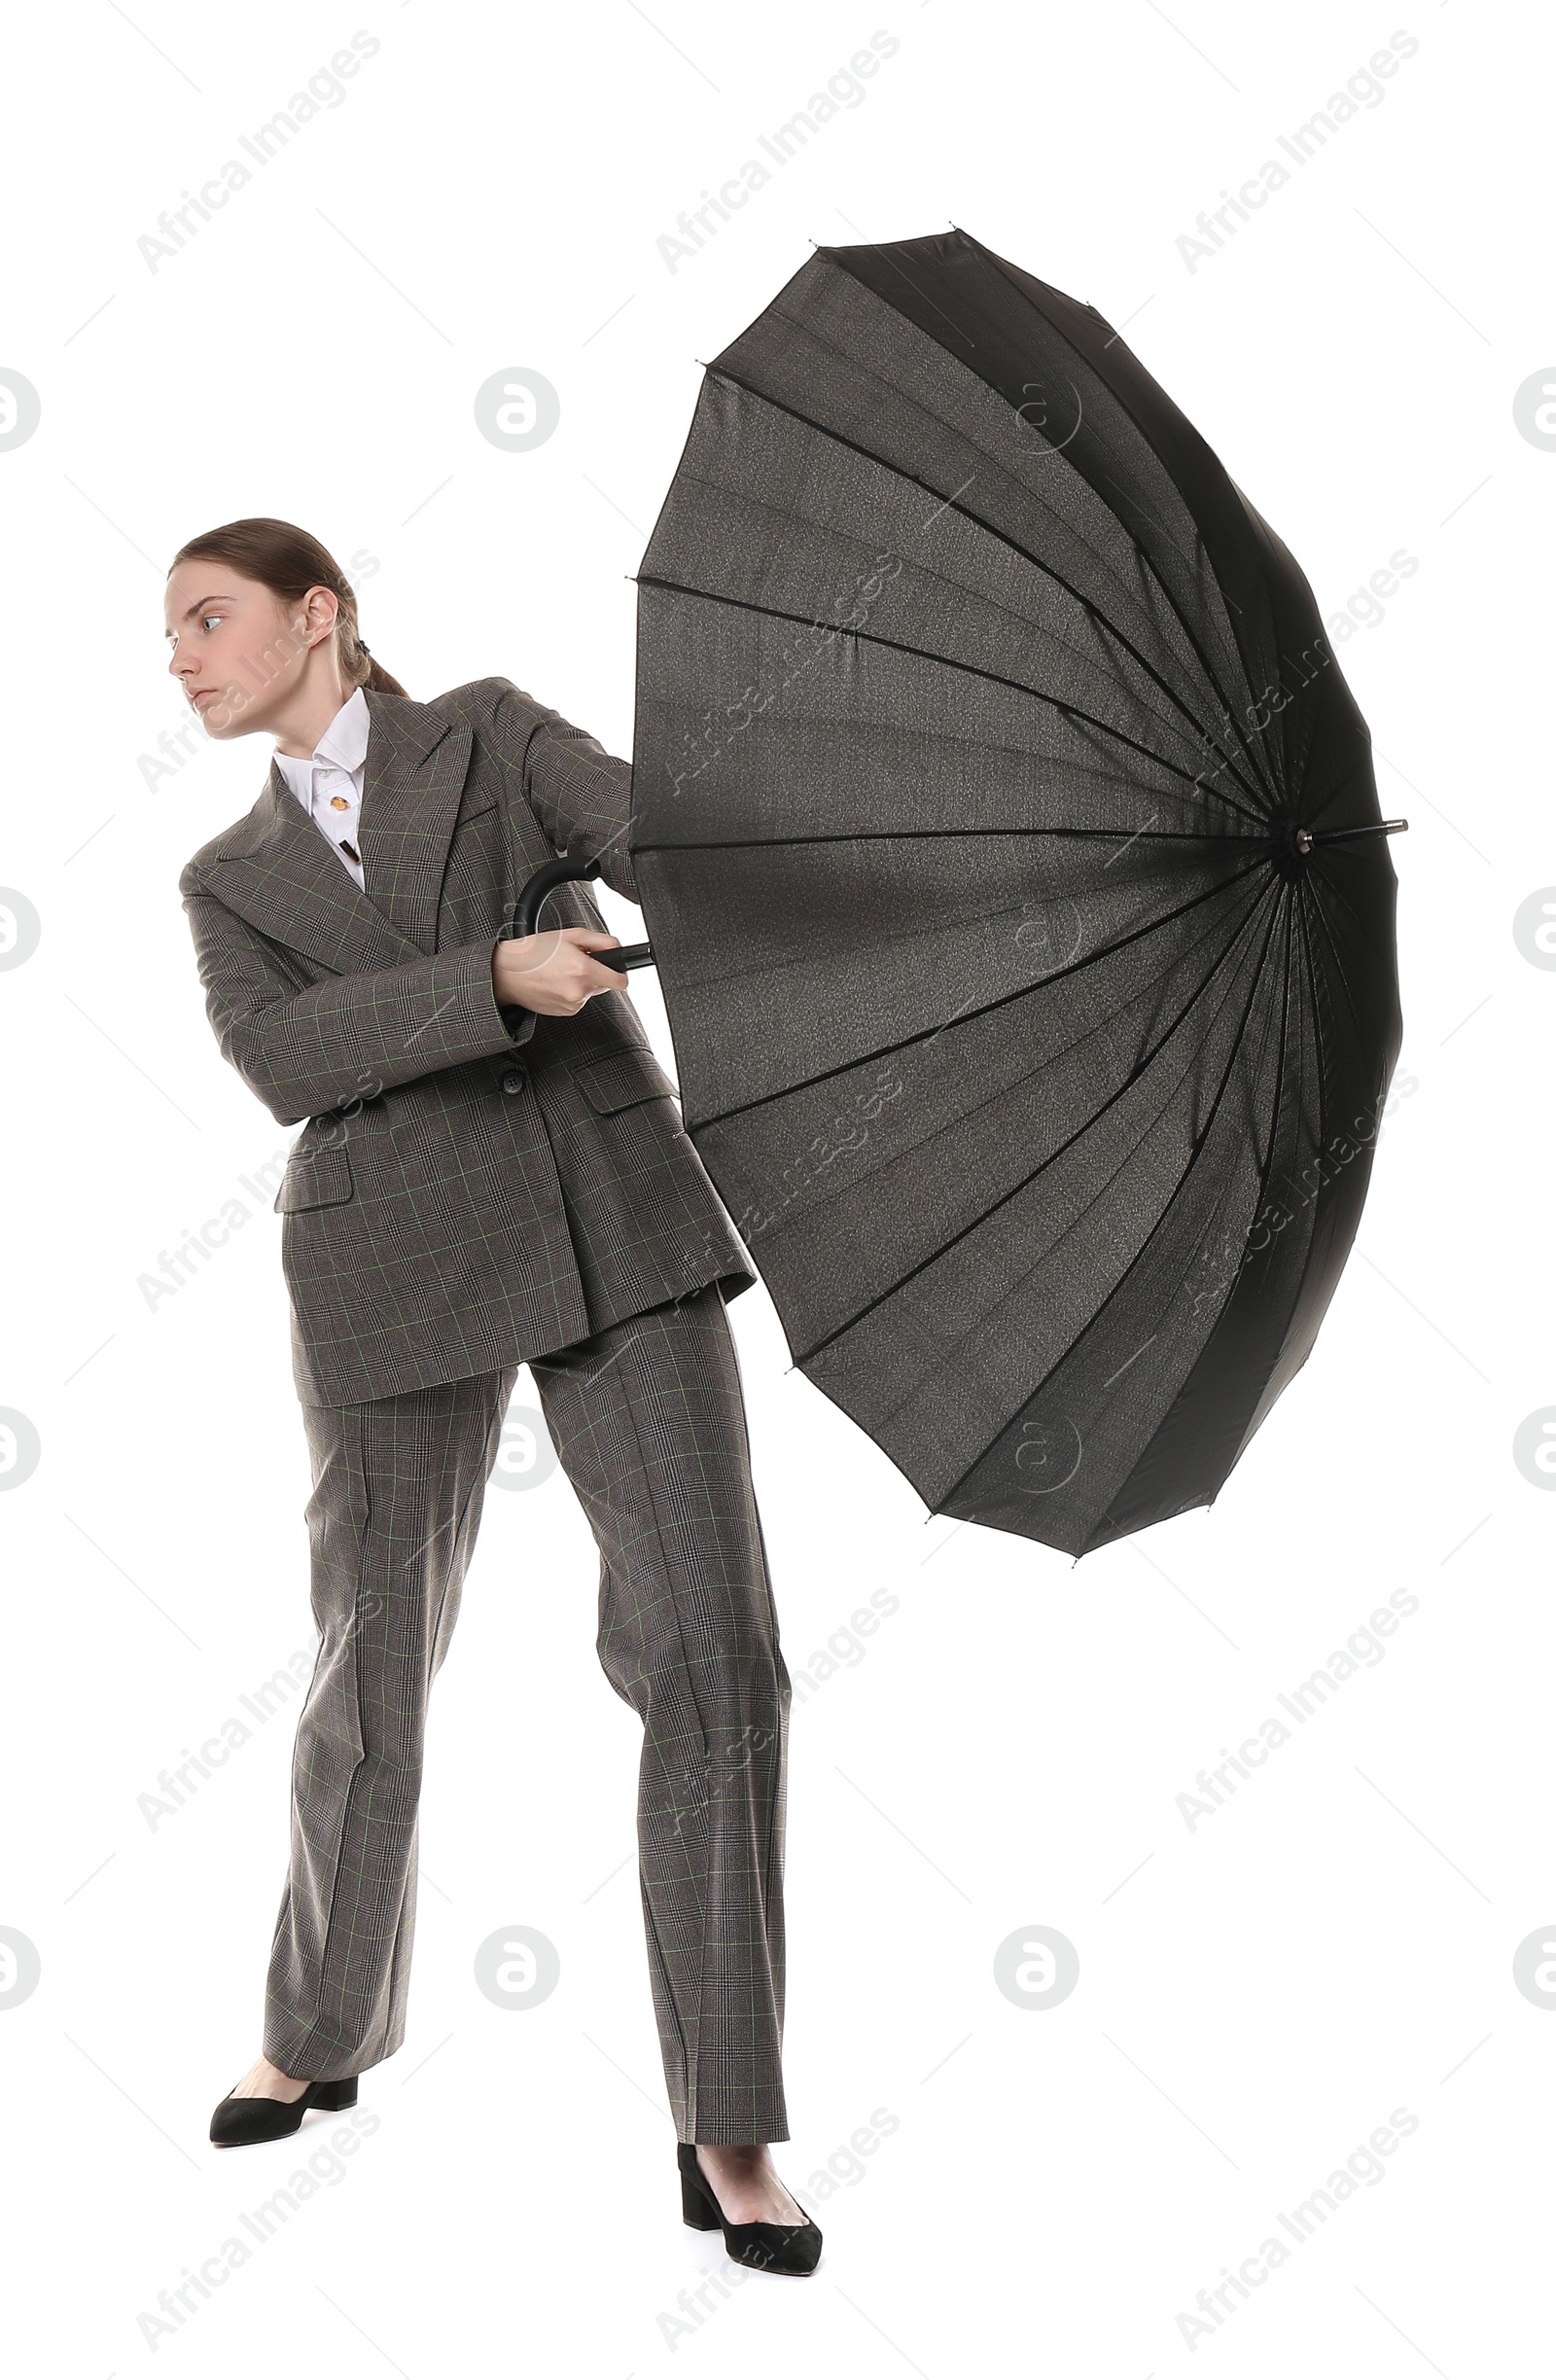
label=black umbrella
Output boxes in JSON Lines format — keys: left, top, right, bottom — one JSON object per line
{"left": 584, "top": 227, "right": 1405, "bottom": 1556}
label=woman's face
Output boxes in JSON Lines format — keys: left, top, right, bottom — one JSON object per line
{"left": 163, "top": 560, "right": 336, "bottom": 736}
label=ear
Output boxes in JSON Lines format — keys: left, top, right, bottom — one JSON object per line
{"left": 301, "top": 582, "right": 341, "bottom": 646}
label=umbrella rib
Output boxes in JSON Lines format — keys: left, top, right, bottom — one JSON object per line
{"left": 698, "top": 360, "right": 1274, "bottom": 817}
{"left": 1087, "top": 885, "right": 1301, "bottom": 1542}
{"left": 744, "top": 271, "right": 1286, "bottom": 809}
{"left": 796, "top": 868, "right": 1279, "bottom": 1277}
{"left": 686, "top": 854, "right": 1276, "bottom": 1130}
{"left": 1246, "top": 887, "right": 1300, "bottom": 1190}
{"left": 1298, "top": 857, "right": 1397, "bottom": 1001}
{"left": 767, "top": 862, "right": 1273, "bottom": 1236}
{"left": 962, "top": 237, "right": 1288, "bottom": 805}
{"left": 1076, "top": 885, "right": 1301, "bottom": 1549}
{"left": 1294, "top": 879, "right": 1367, "bottom": 1048}
{"left": 1292, "top": 883, "right": 1331, "bottom": 1198}
{"left": 790, "top": 870, "right": 1283, "bottom": 1369}
{"left": 638, "top": 573, "right": 1266, "bottom": 828}
{"left": 1293, "top": 872, "right": 1389, "bottom": 1174}
{"left": 1155, "top": 884, "right": 1300, "bottom": 1351}
{"left": 1095, "top": 475, "right": 1286, "bottom": 816}
{"left": 861, "top": 903, "right": 1277, "bottom": 1404}
{"left": 926, "top": 885, "right": 1291, "bottom": 1513}
{"left": 1300, "top": 757, "right": 1377, "bottom": 828}
{"left": 924, "top": 868, "right": 1269, "bottom": 1150}
{"left": 1222, "top": 888, "right": 1301, "bottom": 1268}
{"left": 1270, "top": 881, "right": 1374, "bottom": 1277}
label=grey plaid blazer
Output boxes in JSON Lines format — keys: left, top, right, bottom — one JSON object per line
{"left": 180, "top": 679, "right": 757, "bottom": 1405}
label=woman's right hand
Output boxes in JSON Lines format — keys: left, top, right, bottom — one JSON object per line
{"left": 491, "top": 926, "right": 628, "bottom": 1016}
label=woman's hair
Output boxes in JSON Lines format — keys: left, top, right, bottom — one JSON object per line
{"left": 167, "top": 516, "right": 408, "bottom": 697}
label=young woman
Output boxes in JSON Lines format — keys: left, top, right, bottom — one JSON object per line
{"left": 166, "top": 517, "right": 820, "bottom": 2276}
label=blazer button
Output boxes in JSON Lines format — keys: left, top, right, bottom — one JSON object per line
{"left": 500, "top": 1066, "right": 528, "bottom": 1095}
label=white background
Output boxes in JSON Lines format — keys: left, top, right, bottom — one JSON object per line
{"left": 0, "top": 0, "right": 1548, "bottom": 2369}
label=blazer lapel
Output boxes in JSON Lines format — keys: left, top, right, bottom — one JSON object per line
{"left": 357, "top": 690, "right": 475, "bottom": 953}
{"left": 211, "top": 772, "right": 422, "bottom": 975}
{"left": 208, "top": 692, "right": 476, "bottom": 974}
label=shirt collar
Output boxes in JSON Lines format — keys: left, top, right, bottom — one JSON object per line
{"left": 315, "top": 685, "right": 371, "bottom": 775}
{"left": 273, "top": 686, "right": 371, "bottom": 796}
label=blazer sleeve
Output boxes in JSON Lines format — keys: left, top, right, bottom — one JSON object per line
{"left": 487, "top": 680, "right": 638, "bottom": 904}
{"left": 180, "top": 869, "right": 536, "bottom": 1128}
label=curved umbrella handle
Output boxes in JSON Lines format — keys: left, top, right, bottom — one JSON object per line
{"left": 509, "top": 854, "right": 654, "bottom": 970}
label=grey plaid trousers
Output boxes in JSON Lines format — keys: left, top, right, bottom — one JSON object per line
{"left": 264, "top": 1281, "right": 793, "bottom": 2145}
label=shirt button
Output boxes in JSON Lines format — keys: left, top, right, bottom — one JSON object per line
{"left": 500, "top": 1067, "right": 528, "bottom": 1095}
{"left": 330, "top": 794, "right": 350, "bottom": 811}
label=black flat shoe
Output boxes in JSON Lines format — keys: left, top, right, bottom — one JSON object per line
{"left": 677, "top": 2141, "right": 822, "bottom": 2275}
{"left": 209, "top": 2074, "right": 358, "bottom": 2147}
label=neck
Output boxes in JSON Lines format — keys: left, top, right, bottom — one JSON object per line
{"left": 270, "top": 673, "right": 357, "bottom": 760}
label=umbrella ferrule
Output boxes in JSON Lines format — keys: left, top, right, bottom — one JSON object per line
{"left": 1312, "top": 817, "right": 1408, "bottom": 843}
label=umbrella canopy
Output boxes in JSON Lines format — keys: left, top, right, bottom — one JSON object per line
{"left": 629, "top": 227, "right": 1403, "bottom": 1557}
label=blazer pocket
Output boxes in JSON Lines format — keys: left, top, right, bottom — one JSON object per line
{"left": 273, "top": 1142, "right": 356, "bottom": 1213}
{"left": 570, "top": 1047, "right": 680, "bottom": 1116}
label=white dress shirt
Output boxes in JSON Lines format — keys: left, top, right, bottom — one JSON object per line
{"left": 272, "top": 686, "right": 371, "bottom": 889}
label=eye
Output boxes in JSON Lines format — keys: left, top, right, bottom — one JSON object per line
{"left": 201, "top": 613, "right": 224, "bottom": 632}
